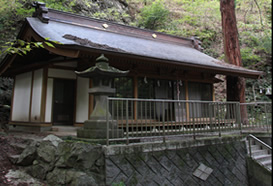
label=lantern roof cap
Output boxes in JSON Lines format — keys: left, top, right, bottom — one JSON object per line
{"left": 75, "top": 54, "right": 129, "bottom": 78}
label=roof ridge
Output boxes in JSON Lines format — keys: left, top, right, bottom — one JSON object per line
{"left": 32, "top": 2, "right": 195, "bottom": 48}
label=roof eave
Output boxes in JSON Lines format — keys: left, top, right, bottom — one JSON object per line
{"left": 55, "top": 43, "right": 262, "bottom": 79}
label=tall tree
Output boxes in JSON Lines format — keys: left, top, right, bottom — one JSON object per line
{"left": 220, "top": 0, "right": 248, "bottom": 124}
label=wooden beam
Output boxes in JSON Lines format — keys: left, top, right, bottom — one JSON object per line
{"left": 133, "top": 76, "right": 138, "bottom": 120}
{"left": 9, "top": 122, "right": 52, "bottom": 127}
{"left": 44, "top": 45, "right": 80, "bottom": 58}
{"left": 29, "top": 71, "right": 34, "bottom": 122}
{"left": 185, "top": 80, "right": 190, "bottom": 121}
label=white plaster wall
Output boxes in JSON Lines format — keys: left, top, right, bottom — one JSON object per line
{"left": 30, "top": 69, "right": 43, "bottom": 122}
{"left": 12, "top": 72, "right": 32, "bottom": 122}
{"left": 48, "top": 68, "right": 76, "bottom": 79}
{"left": 76, "top": 77, "right": 89, "bottom": 123}
{"left": 45, "top": 78, "right": 53, "bottom": 123}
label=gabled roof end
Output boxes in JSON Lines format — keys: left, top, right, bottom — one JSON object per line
{"left": 32, "top": 1, "right": 49, "bottom": 23}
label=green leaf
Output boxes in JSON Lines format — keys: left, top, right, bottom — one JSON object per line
{"left": 44, "top": 42, "right": 55, "bottom": 48}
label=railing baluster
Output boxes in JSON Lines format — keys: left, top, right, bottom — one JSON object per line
{"left": 153, "top": 101, "right": 157, "bottom": 135}
{"left": 126, "top": 100, "right": 129, "bottom": 145}
{"left": 192, "top": 102, "right": 196, "bottom": 140}
{"left": 144, "top": 101, "right": 148, "bottom": 136}
{"left": 140, "top": 101, "right": 143, "bottom": 137}
{"left": 265, "top": 103, "right": 269, "bottom": 132}
{"left": 217, "top": 103, "right": 221, "bottom": 137}
{"left": 149, "top": 101, "right": 152, "bottom": 136}
{"left": 171, "top": 101, "right": 174, "bottom": 134}
{"left": 209, "top": 103, "right": 213, "bottom": 133}
{"left": 106, "top": 98, "right": 109, "bottom": 146}
{"left": 162, "top": 101, "right": 166, "bottom": 143}
{"left": 136, "top": 101, "right": 138, "bottom": 137}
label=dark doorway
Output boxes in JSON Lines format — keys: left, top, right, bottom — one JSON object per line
{"left": 52, "top": 79, "right": 75, "bottom": 125}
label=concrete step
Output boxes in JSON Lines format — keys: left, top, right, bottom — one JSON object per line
{"left": 260, "top": 159, "right": 272, "bottom": 166}
{"left": 252, "top": 149, "right": 269, "bottom": 157}
{"left": 254, "top": 154, "right": 272, "bottom": 162}
{"left": 250, "top": 145, "right": 262, "bottom": 151}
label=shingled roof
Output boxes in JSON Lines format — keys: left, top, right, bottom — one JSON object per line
{"left": 0, "top": 2, "right": 262, "bottom": 78}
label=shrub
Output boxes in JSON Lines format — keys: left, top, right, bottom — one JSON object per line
{"left": 137, "top": 0, "right": 169, "bottom": 30}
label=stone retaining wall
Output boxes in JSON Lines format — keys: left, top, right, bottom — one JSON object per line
{"left": 15, "top": 135, "right": 249, "bottom": 185}
{"left": 104, "top": 136, "right": 249, "bottom": 185}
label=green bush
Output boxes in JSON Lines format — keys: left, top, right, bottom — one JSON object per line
{"left": 137, "top": 0, "right": 169, "bottom": 30}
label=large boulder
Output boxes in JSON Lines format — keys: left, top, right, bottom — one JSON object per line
{"left": 46, "top": 168, "right": 98, "bottom": 186}
{"left": 55, "top": 142, "right": 103, "bottom": 171}
{"left": 16, "top": 141, "right": 38, "bottom": 166}
{"left": 37, "top": 141, "right": 57, "bottom": 163}
{"left": 42, "top": 134, "right": 63, "bottom": 147}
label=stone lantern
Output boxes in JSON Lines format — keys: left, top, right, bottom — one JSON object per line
{"left": 75, "top": 54, "right": 129, "bottom": 139}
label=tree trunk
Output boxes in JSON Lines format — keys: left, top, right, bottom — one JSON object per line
{"left": 220, "top": 0, "right": 248, "bottom": 124}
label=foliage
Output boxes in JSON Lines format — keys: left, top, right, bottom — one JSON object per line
{"left": 0, "top": 37, "right": 62, "bottom": 56}
{"left": 137, "top": 0, "right": 170, "bottom": 29}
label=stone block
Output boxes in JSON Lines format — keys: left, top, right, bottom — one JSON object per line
{"left": 77, "top": 128, "right": 123, "bottom": 139}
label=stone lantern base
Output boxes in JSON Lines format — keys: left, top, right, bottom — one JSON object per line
{"left": 77, "top": 119, "right": 124, "bottom": 139}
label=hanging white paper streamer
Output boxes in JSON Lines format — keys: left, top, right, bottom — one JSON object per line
{"left": 144, "top": 76, "right": 148, "bottom": 84}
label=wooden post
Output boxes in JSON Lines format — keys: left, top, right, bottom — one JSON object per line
{"left": 185, "top": 81, "right": 190, "bottom": 121}
{"left": 212, "top": 85, "right": 215, "bottom": 101}
{"left": 40, "top": 67, "right": 48, "bottom": 122}
{"left": 133, "top": 76, "right": 138, "bottom": 120}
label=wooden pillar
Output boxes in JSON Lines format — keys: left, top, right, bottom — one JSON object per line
{"left": 133, "top": 76, "right": 138, "bottom": 120}
{"left": 185, "top": 80, "right": 190, "bottom": 120}
{"left": 212, "top": 84, "right": 215, "bottom": 101}
{"left": 40, "top": 67, "right": 48, "bottom": 122}
{"left": 29, "top": 71, "right": 34, "bottom": 122}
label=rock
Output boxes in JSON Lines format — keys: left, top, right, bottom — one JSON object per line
{"left": 56, "top": 142, "right": 103, "bottom": 171}
{"left": 5, "top": 169, "right": 45, "bottom": 185}
{"left": 26, "top": 160, "right": 54, "bottom": 180}
{"left": 46, "top": 168, "right": 67, "bottom": 185}
{"left": 37, "top": 141, "right": 56, "bottom": 163}
{"left": 43, "top": 134, "right": 63, "bottom": 147}
{"left": 71, "top": 174, "right": 98, "bottom": 186}
{"left": 46, "top": 168, "right": 99, "bottom": 185}
{"left": 16, "top": 142, "right": 37, "bottom": 166}
{"left": 8, "top": 154, "right": 20, "bottom": 164}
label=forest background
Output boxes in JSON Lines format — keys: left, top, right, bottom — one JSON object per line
{"left": 0, "top": 0, "right": 271, "bottom": 106}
